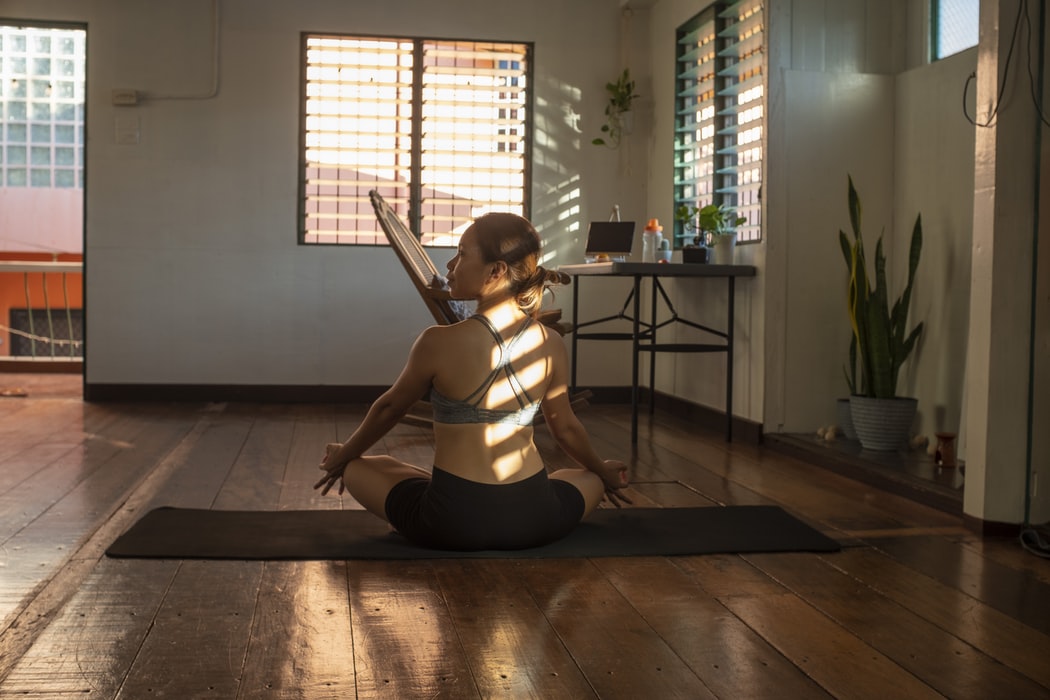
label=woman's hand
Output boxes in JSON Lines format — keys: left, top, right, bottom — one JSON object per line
{"left": 595, "top": 459, "right": 632, "bottom": 507}
{"left": 313, "top": 442, "right": 347, "bottom": 496}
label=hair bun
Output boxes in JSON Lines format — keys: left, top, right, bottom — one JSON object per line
{"left": 535, "top": 265, "right": 569, "bottom": 286}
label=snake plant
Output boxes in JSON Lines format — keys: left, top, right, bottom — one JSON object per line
{"left": 839, "top": 175, "right": 924, "bottom": 399}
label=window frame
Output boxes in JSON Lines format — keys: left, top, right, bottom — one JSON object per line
{"left": 673, "top": 0, "right": 764, "bottom": 247}
{"left": 298, "top": 33, "right": 533, "bottom": 248}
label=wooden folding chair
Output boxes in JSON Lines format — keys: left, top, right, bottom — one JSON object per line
{"left": 368, "top": 190, "right": 589, "bottom": 426}
{"left": 370, "top": 190, "right": 469, "bottom": 325}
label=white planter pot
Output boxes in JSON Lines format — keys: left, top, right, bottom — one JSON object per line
{"left": 836, "top": 397, "right": 857, "bottom": 440}
{"left": 848, "top": 395, "right": 917, "bottom": 451}
{"left": 709, "top": 233, "right": 737, "bottom": 265}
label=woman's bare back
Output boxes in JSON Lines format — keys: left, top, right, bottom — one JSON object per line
{"left": 429, "top": 314, "right": 553, "bottom": 484}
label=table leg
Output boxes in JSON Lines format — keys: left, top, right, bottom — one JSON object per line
{"left": 649, "top": 275, "right": 657, "bottom": 415}
{"left": 726, "top": 276, "right": 735, "bottom": 442}
{"left": 631, "top": 274, "right": 641, "bottom": 443}
{"left": 571, "top": 274, "right": 579, "bottom": 393}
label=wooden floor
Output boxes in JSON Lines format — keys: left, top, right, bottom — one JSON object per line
{"left": 2, "top": 375, "right": 1049, "bottom": 699}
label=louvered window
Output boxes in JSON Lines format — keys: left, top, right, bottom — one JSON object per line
{"left": 674, "top": 1, "right": 763, "bottom": 245}
{"left": 673, "top": 9, "right": 717, "bottom": 246}
{"left": 300, "top": 35, "right": 531, "bottom": 246}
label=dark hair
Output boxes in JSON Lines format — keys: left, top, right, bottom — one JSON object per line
{"left": 472, "top": 212, "right": 568, "bottom": 316}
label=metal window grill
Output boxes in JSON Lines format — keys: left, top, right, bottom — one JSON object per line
{"left": 301, "top": 35, "right": 530, "bottom": 247}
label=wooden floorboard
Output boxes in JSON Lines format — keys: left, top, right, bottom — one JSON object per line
{"left": 747, "top": 551, "right": 1048, "bottom": 698}
{"left": 431, "top": 559, "right": 598, "bottom": 698}
{"left": 516, "top": 558, "right": 717, "bottom": 698}
{"left": 866, "top": 534, "right": 1050, "bottom": 637}
{"left": 1, "top": 393, "right": 1049, "bottom": 698}
{"left": 348, "top": 560, "right": 479, "bottom": 699}
{"left": 593, "top": 556, "right": 833, "bottom": 699}
{"left": 0, "top": 402, "right": 202, "bottom": 630}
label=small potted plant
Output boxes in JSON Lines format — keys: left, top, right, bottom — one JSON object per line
{"left": 592, "top": 69, "right": 639, "bottom": 149}
{"left": 674, "top": 204, "right": 707, "bottom": 262}
{"left": 657, "top": 237, "right": 673, "bottom": 263}
{"left": 699, "top": 203, "right": 746, "bottom": 265}
{"left": 840, "top": 174, "right": 924, "bottom": 451}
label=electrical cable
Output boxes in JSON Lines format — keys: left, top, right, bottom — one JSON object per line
{"left": 962, "top": 0, "right": 1024, "bottom": 127}
{"left": 1020, "top": 0, "right": 1050, "bottom": 126}
{"left": 1020, "top": 527, "right": 1050, "bottom": 558}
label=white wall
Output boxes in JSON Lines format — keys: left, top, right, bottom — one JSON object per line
{"left": 771, "top": 1, "right": 977, "bottom": 439}
{"left": 772, "top": 70, "right": 895, "bottom": 432}
{"left": 767, "top": 48, "right": 977, "bottom": 439}
{"left": 5, "top": 0, "right": 643, "bottom": 388}
{"left": 895, "top": 50, "right": 977, "bottom": 442}
{"left": 0, "top": 189, "right": 82, "bottom": 253}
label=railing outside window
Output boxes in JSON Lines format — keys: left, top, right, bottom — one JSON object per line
{"left": 0, "top": 259, "right": 83, "bottom": 362}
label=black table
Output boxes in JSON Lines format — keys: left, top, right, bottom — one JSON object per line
{"left": 565, "top": 262, "right": 757, "bottom": 443}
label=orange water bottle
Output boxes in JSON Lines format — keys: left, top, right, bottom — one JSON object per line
{"left": 642, "top": 219, "right": 662, "bottom": 263}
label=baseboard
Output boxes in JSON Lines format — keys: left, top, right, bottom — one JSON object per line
{"left": 87, "top": 383, "right": 624, "bottom": 405}
{"left": 651, "top": 390, "right": 763, "bottom": 444}
{"left": 962, "top": 513, "right": 1024, "bottom": 538}
{"left": 571, "top": 386, "right": 633, "bottom": 404}
{"left": 1, "top": 358, "right": 83, "bottom": 374}
{"left": 574, "top": 385, "right": 763, "bottom": 444}
{"left": 84, "top": 383, "right": 389, "bottom": 403}
{"left": 84, "top": 382, "right": 763, "bottom": 443}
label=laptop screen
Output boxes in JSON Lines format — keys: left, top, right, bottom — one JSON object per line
{"left": 584, "top": 221, "right": 636, "bottom": 256}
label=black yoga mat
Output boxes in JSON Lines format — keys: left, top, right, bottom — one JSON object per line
{"left": 106, "top": 505, "right": 840, "bottom": 560}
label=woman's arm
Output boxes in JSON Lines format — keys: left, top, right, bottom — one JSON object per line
{"left": 314, "top": 327, "right": 439, "bottom": 493}
{"left": 540, "top": 335, "right": 629, "bottom": 495}
{"left": 541, "top": 390, "right": 605, "bottom": 473}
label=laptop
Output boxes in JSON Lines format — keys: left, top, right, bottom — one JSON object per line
{"left": 558, "top": 220, "right": 636, "bottom": 274}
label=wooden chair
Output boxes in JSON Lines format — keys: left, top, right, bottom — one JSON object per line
{"left": 368, "top": 190, "right": 589, "bottom": 426}
{"left": 370, "top": 190, "right": 568, "bottom": 330}
{"left": 370, "top": 190, "right": 464, "bottom": 326}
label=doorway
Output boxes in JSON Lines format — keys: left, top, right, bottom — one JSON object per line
{"left": 0, "top": 23, "right": 86, "bottom": 394}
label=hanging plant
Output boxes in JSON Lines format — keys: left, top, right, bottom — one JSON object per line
{"left": 592, "top": 68, "right": 639, "bottom": 148}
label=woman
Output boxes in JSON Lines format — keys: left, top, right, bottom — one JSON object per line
{"left": 314, "top": 212, "right": 630, "bottom": 551}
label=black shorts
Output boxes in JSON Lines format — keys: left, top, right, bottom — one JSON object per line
{"left": 384, "top": 466, "right": 586, "bottom": 551}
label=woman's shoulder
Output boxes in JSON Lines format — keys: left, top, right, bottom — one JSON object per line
{"left": 415, "top": 318, "right": 481, "bottom": 351}
{"left": 421, "top": 313, "right": 556, "bottom": 350}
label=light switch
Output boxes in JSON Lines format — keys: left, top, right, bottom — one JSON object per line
{"left": 115, "top": 114, "right": 140, "bottom": 145}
